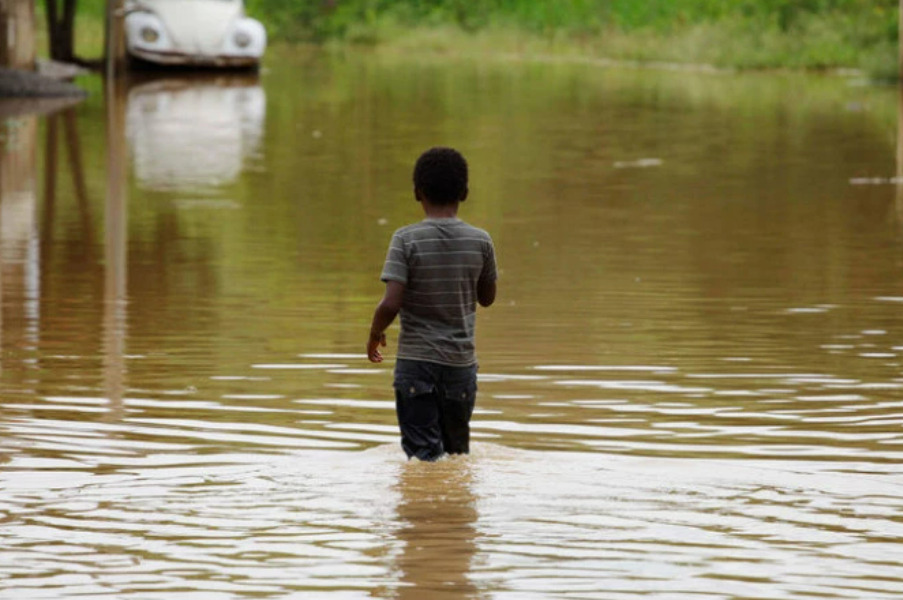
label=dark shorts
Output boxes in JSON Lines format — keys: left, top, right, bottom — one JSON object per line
{"left": 393, "top": 358, "right": 478, "bottom": 461}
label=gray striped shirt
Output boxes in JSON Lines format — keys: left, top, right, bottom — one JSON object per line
{"left": 381, "top": 217, "right": 497, "bottom": 366}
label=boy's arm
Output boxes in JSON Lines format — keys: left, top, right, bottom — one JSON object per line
{"left": 477, "top": 237, "right": 498, "bottom": 307}
{"left": 367, "top": 280, "right": 405, "bottom": 363}
{"left": 477, "top": 276, "right": 496, "bottom": 307}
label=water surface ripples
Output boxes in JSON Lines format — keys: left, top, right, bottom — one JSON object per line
{"left": 4, "top": 52, "right": 903, "bottom": 598}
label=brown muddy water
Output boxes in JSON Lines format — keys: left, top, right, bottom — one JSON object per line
{"left": 2, "top": 48, "right": 903, "bottom": 598}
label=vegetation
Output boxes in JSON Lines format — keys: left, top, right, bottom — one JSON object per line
{"left": 35, "top": 0, "right": 105, "bottom": 62}
{"left": 44, "top": 0, "right": 900, "bottom": 76}
{"left": 241, "top": 0, "right": 898, "bottom": 76}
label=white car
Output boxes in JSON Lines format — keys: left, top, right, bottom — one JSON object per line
{"left": 125, "top": 0, "right": 266, "bottom": 68}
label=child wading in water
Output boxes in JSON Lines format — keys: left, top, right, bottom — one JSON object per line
{"left": 367, "top": 147, "right": 498, "bottom": 461}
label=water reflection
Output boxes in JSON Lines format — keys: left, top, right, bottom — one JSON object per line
{"left": 42, "top": 109, "right": 95, "bottom": 250}
{"left": 125, "top": 74, "right": 265, "bottom": 192}
{"left": 0, "top": 94, "right": 127, "bottom": 413}
{"left": 0, "top": 112, "right": 40, "bottom": 384}
{"left": 393, "top": 458, "right": 480, "bottom": 600}
{"left": 897, "top": 83, "right": 903, "bottom": 226}
{"left": 105, "top": 76, "right": 128, "bottom": 419}
{"left": 3, "top": 53, "right": 903, "bottom": 599}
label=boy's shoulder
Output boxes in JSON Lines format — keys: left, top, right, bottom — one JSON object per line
{"left": 392, "top": 222, "right": 428, "bottom": 237}
{"left": 393, "top": 219, "right": 492, "bottom": 240}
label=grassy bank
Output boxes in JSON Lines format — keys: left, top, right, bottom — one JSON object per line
{"left": 34, "top": 3, "right": 106, "bottom": 62}
{"left": 246, "top": 0, "right": 898, "bottom": 77}
{"left": 55, "top": 0, "right": 900, "bottom": 77}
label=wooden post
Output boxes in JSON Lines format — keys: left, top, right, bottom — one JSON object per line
{"left": 105, "top": 0, "right": 126, "bottom": 77}
{"left": 0, "top": 0, "right": 37, "bottom": 69}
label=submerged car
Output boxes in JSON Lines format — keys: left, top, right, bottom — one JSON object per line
{"left": 125, "top": 0, "right": 266, "bottom": 68}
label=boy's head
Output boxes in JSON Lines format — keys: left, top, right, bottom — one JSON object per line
{"left": 413, "top": 147, "right": 468, "bottom": 205}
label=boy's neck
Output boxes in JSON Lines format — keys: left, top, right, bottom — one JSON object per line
{"left": 421, "top": 200, "right": 459, "bottom": 220}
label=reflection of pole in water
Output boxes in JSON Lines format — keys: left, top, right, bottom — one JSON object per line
{"left": 897, "top": 81, "right": 903, "bottom": 226}
{"left": 64, "top": 110, "right": 95, "bottom": 243}
{"left": 42, "top": 108, "right": 98, "bottom": 259}
{"left": 899, "top": 0, "right": 903, "bottom": 225}
{"left": 0, "top": 115, "right": 40, "bottom": 378}
{"left": 41, "top": 113, "right": 59, "bottom": 245}
{"left": 393, "top": 459, "right": 481, "bottom": 600}
{"left": 103, "top": 74, "right": 128, "bottom": 419}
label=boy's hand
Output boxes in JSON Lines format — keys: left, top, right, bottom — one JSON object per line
{"left": 367, "top": 331, "right": 387, "bottom": 363}
{"left": 368, "top": 282, "right": 402, "bottom": 363}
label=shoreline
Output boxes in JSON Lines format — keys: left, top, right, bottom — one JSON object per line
{"left": 308, "top": 25, "right": 899, "bottom": 82}
{"left": 268, "top": 37, "right": 872, "bottom": 82}
{"left": 39, "top": 10, "right": 897, "bottom": 81}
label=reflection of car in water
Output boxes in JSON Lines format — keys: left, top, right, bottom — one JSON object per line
{"left": 126, "top": 76, "right": 265, "bottom": 191}
{"left": 125, "top": 0, "right": 266, "bottom": 68}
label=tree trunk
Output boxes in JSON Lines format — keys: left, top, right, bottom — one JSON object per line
{"left": 60, "top": 0, "right": 77, "bottom": 62}
{"left": 46, "top": 0, "right": 65, "bottom": 60}
{"left": 45, "top": 0, "right": 78, "bottom": 62}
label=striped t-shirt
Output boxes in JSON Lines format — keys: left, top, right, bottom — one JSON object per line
{"left": 380, "top": 217, "right": 498, "bottom": 367}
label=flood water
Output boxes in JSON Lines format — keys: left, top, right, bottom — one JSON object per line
{"left": 3, "top": 48, "right": 903, "bottom": 598}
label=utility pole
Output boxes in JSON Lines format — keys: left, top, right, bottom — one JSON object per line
{"left": 105, "top": 0, "right": 126, "bottom": 77}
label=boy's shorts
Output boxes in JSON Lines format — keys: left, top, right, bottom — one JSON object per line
{"left": 393, "top": 358, "right": 478, "bottom": 461}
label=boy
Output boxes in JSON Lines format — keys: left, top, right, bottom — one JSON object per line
{"left": 367, "top": 147, "right": 498, "bottom": 461}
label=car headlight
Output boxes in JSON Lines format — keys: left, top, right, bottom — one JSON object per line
{"left": 140, "top": 26, "right": 159, "bottom": 43}
{"left": 234, "top": 30, "right": 252, "bottom": 48}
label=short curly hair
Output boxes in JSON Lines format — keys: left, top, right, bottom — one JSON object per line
{"left": 413, "top": 147, "right": 468, "bottom": 205}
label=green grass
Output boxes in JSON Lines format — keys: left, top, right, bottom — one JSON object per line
{"left": 339, "top": 14, "right": 894, "bottom": 73}
{"left": 35, "top": 1, "right": 106, "bottom": 62}
{"left": 247, "top": 0, "right": 898, "bottom": 76}
{"left": 51, "top": 0, "right": 901, "bottom": 77}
